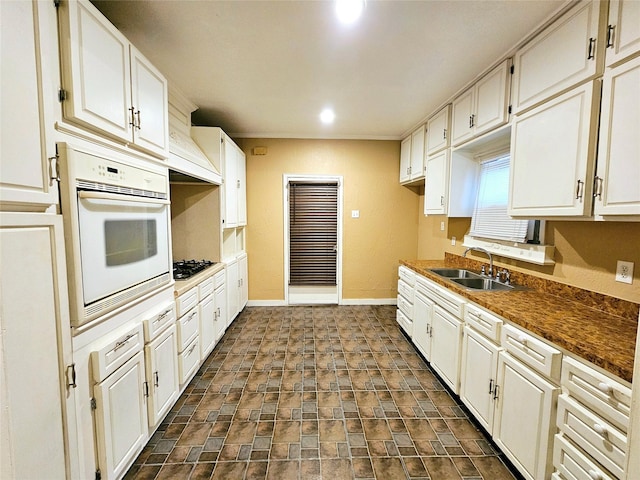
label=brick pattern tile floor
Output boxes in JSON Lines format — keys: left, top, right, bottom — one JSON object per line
{"left": 124, "top": 305, "right": 521, "bottom": 480}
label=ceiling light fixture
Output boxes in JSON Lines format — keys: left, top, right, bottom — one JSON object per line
{"left": 335, "top": 0, "right": 365, "bottom": 25}
{"left": 320, "top": 108, "right": 336, "bottom": 125}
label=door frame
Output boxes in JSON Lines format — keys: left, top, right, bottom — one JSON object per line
{"left": 283, "top": 174, "right": 343, "bottom": 305}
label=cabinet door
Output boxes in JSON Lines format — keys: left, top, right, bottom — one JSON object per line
{"left": 130, "top": 46, "right": 169, "bottom": 157}
{"left": 451, "top": 88, "right": 475, "bottom": 146}
{"left": 0, "top": 213, "right": 77, "bottom": 479}
{"left": 594, "top": 56, "right": 640, "bottom": 216}
{"left": 509, "top": 81, "right": 600, "bottom": 217}
{"left": 399, "top": 135, "right": 412, "bottom": 182}
{"left": 226, "top": 259, "right": 239, "bottom": 327}
{"left": 214, "top": 284, "right": 227, "bottom": 342}
{"left": 237, "top": 146, "right": 247, "bottom": 226}
{"left": 474, "top": 59, "right": 511, "bottom": 137}
{"left": 410, "top": 125, "right": 426, "bottom": 180}
{"left": 199, "top": 294, "right": 216, "bottom": 360}
{"left": 512, "top": 0, "right": 604, "bottom": 113}
{"left": 145, "top": 325, "right": 178, "bottom": 427}
{"left": 605, "top": 0, "right": 640, "bottom": 66}
{"left": 59, "top": 0, "right": 132, "bottom": 143}
{"left": 426, "top": 105, "right": 451, "bottom": 156}
{"left": 94, "top": 351, "right": 148, "bottom": 480}
{"left": 239, "top": 253, "right": 248, "bottom": 310}
{"left": 413, "top": 290, "right": 434, "bottom": 361}
{"left": 460, "top": 327, "right": 500, "bottom": 434}
{"left": 224, "top": 137, "right": 239, "bottom": 228}
{"left": 493, "top": 352, "right": 559, "bottom": 480}
{"left": 1, "top": 0, "right": 60, "bottom": 208}
{"left": 430, "top": 305, "right": 463, "bottom": 394}
{"left": 424, "top": 149, "right": 449, "bottom": 215}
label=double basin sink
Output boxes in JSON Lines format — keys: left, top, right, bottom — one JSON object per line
{"left": 428, "top": 268, "right": 516, "bottom": 291}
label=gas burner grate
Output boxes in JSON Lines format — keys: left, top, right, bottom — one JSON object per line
{"left": 172, "top": 259, "right": 216, "bottom": 280}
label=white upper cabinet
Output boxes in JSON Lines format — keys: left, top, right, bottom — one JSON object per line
{"left": 511, "top": 0, "right": 607, "bottom": 114}
{"left": 1, "top": 0, "right": 60, "bottom": 209}
{"left": 58, "top": 0, "right": 169, "bottom": 158}
{"left": 594, "top": 56, "right": 640, "bottom": 217}
{"left": 605, "top": 0, "right": 640, "bottom": 67}
{"left": 509, "top": 81, "right": 601, "bottom": 218}
{"left": 426, "top": 105, "right": 451, "bottom": 156}
{"left": 399, "top": 135, "right": 412, "bottom": 183}
{"left": 424, "top": 149, "right": 449, "bottom": 215}
{"left": 451, "top": 59, "right": 512, "bottom": 146}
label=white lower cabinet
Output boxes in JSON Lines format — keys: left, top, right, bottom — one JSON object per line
{"left": 493, "top": 351, "right": 560, "bottom": 480}
{"left": 460, "top": 325, "right": 501, "bottom": 433}
{"left": 553, "top": 433, "right": 616, "bottom": 480}
{"left": 214, "top": 270, "right": 227, "bottom": 342}
{"left": 144, "top": 325, "right": 178, "bottom": 428}
{"left": 93, "top": 351, "right": 148, "bottom": 480}
{"left": 199, "top": 294, "right": 216, "bottom": 361}
{"left": 430, "top": 305, "right": 463, "bottom": 394}
{"left": 396, "top": 266, "right": 416, "bottom": 337}
{"left": 412, "top": 281, "right": 434, "bottom": 361}
{"left": 226, "top": 258, "right": 239, "bottom": 327}
{"left": 239, "top": 253, "right": 248, "bottom": 311}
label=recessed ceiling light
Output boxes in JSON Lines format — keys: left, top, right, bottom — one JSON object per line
{"left": 320, "top": 108, "right": 335, "bottom": 124}
{"left": 335, "top": 0, "right": 365, "bottom": 25}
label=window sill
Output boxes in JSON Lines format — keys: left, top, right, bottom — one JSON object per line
{"left": 462, "top": 235, "right": 555, "bottom": 265}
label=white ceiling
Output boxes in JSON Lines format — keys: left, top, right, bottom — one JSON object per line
{"left": 92, "top": 0, "right": 566, "bottom": 140}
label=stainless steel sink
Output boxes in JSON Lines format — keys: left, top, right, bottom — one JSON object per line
{"left": 450, "top": 277, "right": 514, "bottom": 291}
{"left": 428, "top": 268, "right": 483, "bottom": 279}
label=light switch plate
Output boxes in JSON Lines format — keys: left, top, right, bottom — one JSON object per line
{"left": 351, "top": 210, "right": 360, "bottom": 218}
{"left": 615, "top": 260, "right": 634, "bottom": 284}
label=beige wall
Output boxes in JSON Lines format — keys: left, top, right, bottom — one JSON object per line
{"left": 239, "top": 138, "right": 419, "bottom": 302}
{"left": 417, "top": 194, "right": 640, "bottom": 304}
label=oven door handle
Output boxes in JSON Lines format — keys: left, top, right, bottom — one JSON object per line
{"left": 78, "top": 191, "right": 170, "bottom": 205}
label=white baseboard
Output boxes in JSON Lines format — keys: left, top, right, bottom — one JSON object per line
{"left": 246, "top": 298, "right": 397, "bottom": 307}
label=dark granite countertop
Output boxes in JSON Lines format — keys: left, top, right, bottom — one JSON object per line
{"left": 400, "top": 258, "right": 638, "bottom": 384}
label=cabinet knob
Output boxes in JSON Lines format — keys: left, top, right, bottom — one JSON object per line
{"left": 597, "top": 382, "right": 613, "bottom": 395}
{"left": 593, "top": 423, "right": 607, "bottom": 436}
{"left": 588, "top": 470, "right": 603, "bottom": 480}
{"left": 518, "top": 335, "right": 527, "bottom": 344}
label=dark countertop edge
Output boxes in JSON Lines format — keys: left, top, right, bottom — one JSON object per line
{"left": 400, "top": 259, "right": 636, "bottom": 384}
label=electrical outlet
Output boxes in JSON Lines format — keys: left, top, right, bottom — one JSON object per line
{"left": 451, "top": 236, "right": 456, "bottom": 246}
{"left": 351, "top": 210, "right": 359, "bottom": 218}
{"left": 615, "top": 260, "right": 634, "bottom": 284}
{"left": 440, "top": 221, "right": 445, "bottom": 231}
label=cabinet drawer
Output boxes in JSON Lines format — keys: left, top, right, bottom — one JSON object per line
{"left": 91, "top": 324, "right": 144, "bottom": 382}
{"left": 397, "top": 294, "right": 413, "bottom": 319}
{"left": 561, "top": 356, "right": 631, "bottom": 433}
{"left": 398, "top": 278, "right": 414, "bottom": 303}
{"left": 396, "top": 309, "right": 413, "bottom": 337}
{"left": 199, "top": 275, "right": 215, "bottom": 300}
{"left": 398, "top": 266, "right": 416, "bottom": 286}
{"left": 142, "top": 301, "right": 176, "bottom": 342}
{"left": 176, "top": 286, "right": 198, "bottom": 317}
{"left": 557, "top": 394, "right": 626, "bottom": 479}
{"left": 553, "top": 433, "right": 616, "bottom": 480}
{"left": 177, "top": 306, "right": 199, "bottom": 351}
{"left": 424, "top": 280, "right": 465, "bottom": 318}
{"left": 502, "top": 324, "right": 562, "bottom": 381}
{"left": 214, "top": 269, "right": 225, "bottom": 288}
{"left": 178, "top": 336, "right": 200, "bottom": 384}
{"left": 464, "top": 303, "right": 502, "bottom": 343}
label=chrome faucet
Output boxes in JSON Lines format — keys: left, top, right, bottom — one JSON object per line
{"left": 463, "top": 247, "right": 493, "bottom": 277}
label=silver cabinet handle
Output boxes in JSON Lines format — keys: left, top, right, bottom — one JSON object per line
{"left": 575, "top": 179, "right": 584, "bottom": 200}
{"left": 587, "top": 37, "right": 596, "bottom": 60}
{"left": 154, "top": 371, "right": 159, "bottom": 388}
{"left": 113, "top": 334, "right": 135, "bottom": 352}
{"left": 593, "top": 176, "right": 603, "bottom": 200}
{"left": 469, "top": 114, "right": 475, "bottom": 128}
{"left": 606, "top": 25, "right": 615, "bottom": 48}
{"left": 443, "top": 128, "right": 447, "bottom": 140}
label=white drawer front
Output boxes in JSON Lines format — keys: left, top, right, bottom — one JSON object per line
{"left": 178, "top": 336, "right": 200, "bottom": 384}
{"left": 177, "top": 306, "right": 199, "bottom": 351}
{"left": 214, "top": 269, "right": 225, "bottom": 288}
{"left": 424, "top": 280, "right": 465, "bottom": 318}
{"left": 397, "top": 294, "right": 413, "bottom": 319}
{"left": 553, "top": 433, "right": 616, "bottom": 480}
{"left": 464, "top": 303, "right": 502, "bottom": 343}
{"left": 557, "top": 395, "right": 626, "bottom": 479}
{"left": 502, "top": 323, "right": 562, "bottom": 381}
{"left": 396, "top": 309, "right": 413, "bottom": 337}
{"left": 198, "top": 275, "right": 215, "bottom": 300}
{"left": 176, "top": 286, "right": 198, "bottom": 317}
{"left": 562, "top": 356, "right": 631, "bottom": 433}
{"left": 398, "top": 266, "right": 416, "bottom": 287}
{"left": 398, "top": 278, "right": 414, "bottom": 303}
{"left": 143, "top": 301, "right": 176, "bottom": 342}
{"left": 91, "top": 324, "right": 144, "bottom": 382}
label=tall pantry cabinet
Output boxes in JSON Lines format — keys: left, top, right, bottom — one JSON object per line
{"left": 0, "top": 1, "right": 79, "bottom": 479}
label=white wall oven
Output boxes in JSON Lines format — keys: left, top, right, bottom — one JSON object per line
{"left": 58, "top": 143, "right": 172, "bottom": 330}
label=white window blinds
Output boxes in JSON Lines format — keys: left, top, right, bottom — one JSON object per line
{"left": 470, "top": 156, "right": 530, "bottom": 242}
{"left": 289, "top": 182, "right": 338, "bottom": 286}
